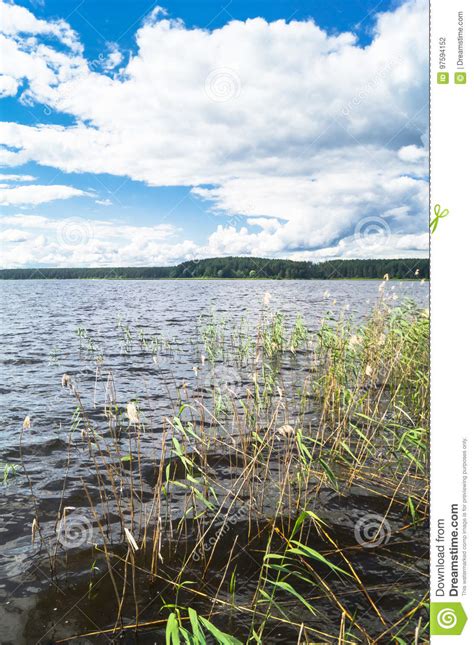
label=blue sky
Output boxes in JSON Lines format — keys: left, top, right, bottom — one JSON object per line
{"left": 0, "top": 0, "right": 428, "bottom": 267}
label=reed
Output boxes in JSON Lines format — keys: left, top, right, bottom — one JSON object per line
{"left": 23, "top": 290, "right": 429, "bottom": 643}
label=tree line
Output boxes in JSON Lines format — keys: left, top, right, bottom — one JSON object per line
{"left": 0, "top": 257, "right": 429, "bottom": 280}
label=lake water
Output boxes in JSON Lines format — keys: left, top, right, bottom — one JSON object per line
{"left": 0, "top": 279, "right": 428, "bottom": 438}
{"left": 0, "top": 279, "right": 428, "bottom": 643}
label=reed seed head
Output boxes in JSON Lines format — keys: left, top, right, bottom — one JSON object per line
{"left": 126, "top": 402, "right": 140, "bottom": 425}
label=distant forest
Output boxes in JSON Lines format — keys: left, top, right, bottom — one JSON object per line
{"left": 0, "top": 257, "right": 429, "bottom": 280}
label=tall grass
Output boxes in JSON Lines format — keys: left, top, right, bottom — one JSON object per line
{"left": 23, "top": 292, "right": 429, "bottom": 643}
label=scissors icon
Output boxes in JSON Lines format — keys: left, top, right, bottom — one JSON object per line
{"left": 430, "top": 204, "right": 449, "bottom": 234}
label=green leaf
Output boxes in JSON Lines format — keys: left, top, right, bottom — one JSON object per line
{"left": 289, "top": 511, "right": 308, "bottom": 539}
{"left": 318, "top": 458, "right": 338, "bottom": 489}
{"left": 265, "top": 580, "right": 316, "bottom": 615}
{"left": 166, "top": 613, "right": 180, "bottom": 645}
{"left": 190, "top": 486, "right": 215, "bottom": 510}
{"left": 288, "top": 540, "right": 351, "bottom": 577}
{"left": 188, "top": 608, "right": 206, "bottom": 645}
{"left": 179, "top": 628, "right": 192, "bottom": 645}
{"left": 407, "top": 496, "right": 416, "bottom": 523}
{"left": 199, "top": 616, "right": 243, "bottom": 644}
{"left": 172, "top": 437, "right": 184, "bottom": 457}
{"left": 177, "top": 404, "right": 188, "bottom": 417}
{"left": 250, "top": 629, "right": 263, "bottom": 644}
{"left": 340, "top": 440, "right": 358, "bottom": 462}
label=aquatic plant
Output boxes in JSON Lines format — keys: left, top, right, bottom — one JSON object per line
{"left": 20, "top": 294, "right": 429, "bottom": 643}
{"left": 2, "top": 462, "right": 19, "bottom": 485}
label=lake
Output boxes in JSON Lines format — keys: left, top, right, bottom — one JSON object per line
{"left": 0, "top": 279, "right": 429, "bottom": 643}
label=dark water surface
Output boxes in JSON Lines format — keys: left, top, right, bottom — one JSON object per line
{"left": 0, "top": 280, "right": 428, "bottom": 643}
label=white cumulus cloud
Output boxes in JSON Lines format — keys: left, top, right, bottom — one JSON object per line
{"left": 0, "top": 0, "right": 429, "bottom": 265}
{"left": 0, "top": 213, "right": 185, "bottom": 267}
{"left": 0, "top": 184, "right": 92, "bottom": 206}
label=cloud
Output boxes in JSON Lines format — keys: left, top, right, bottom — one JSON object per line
{"left": 194, "top": 145, "right": 427, "bottom": 255}
{"left": 0, "top": 173, "right": 36, "bottom": 181}
{"left": 0, "top": 184, "right": 92, "bottom": 206}
{"left": 0, "top": 0, "right": 429, "bottom": 264}
{"left": 0, "top": 213, "right": 185, "bottom": 267}
{"left": 0, "top": 72, "right": 18, "bottom": 97}
{"left": 0, "top": 0, "right": 81, "bottom": 51}
{"left": 0, "top": 227, "right": 33, "bottom": 242}
{"left": 101, "top": 44, "right": 123, "bottom": 71}
{"left": 275, "top": 233, "right": 429, "bottom": 261}
{"left": 0, "top": 210, "right": 427, "bottom": 269}
{"left": 398, "top": 144, "right": 427, "bottom": 163}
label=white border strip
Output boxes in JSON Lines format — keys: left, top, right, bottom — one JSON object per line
{"left": 431, "top": 0, "right": 473, "bottom": 640}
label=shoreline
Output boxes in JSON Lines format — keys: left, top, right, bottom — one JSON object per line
{"left": 0, "top": 276, "right": 428, "bottom": 281}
